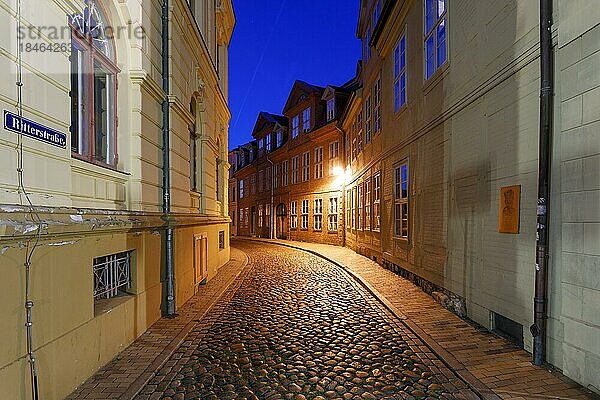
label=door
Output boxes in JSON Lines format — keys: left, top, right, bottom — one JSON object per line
{"left": 276, "top": 203, "right": 287, "bottom": 239}
{"left": 194, "top": 234, "right": 208, "bottom": 285}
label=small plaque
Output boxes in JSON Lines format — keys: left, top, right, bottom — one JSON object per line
{"left": 499, "top": 185, "right": 521, "bottom": 234}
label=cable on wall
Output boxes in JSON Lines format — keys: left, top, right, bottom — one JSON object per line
{"left": 15, "top": 0, "right": 42, "bottom": 398}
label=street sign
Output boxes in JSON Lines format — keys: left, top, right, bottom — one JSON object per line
{"left": 3, "top": 110, "right": 67, "bottom": 149}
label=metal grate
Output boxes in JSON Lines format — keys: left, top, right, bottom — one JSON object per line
{"left": 93, "top": 251, "right": 131, "bottom": 300}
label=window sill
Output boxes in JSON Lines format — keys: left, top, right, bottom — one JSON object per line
{"left": 423, "top": 61, "right": 450, "bottom": 95}
{"left": 94, "top": 294, "right": 133, "bottom": 317}
{"left": 71, "top": 154, "right": 129, "bottom": 177}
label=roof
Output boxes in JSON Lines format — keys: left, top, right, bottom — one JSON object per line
{"left": 282, "top": 80, "right": 325, "bottom": 114}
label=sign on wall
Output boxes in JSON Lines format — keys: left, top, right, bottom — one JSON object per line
{"left": 3, "top": 110, "right": 67, "bottom": 149}
{"left": 498, "top": 185, "right": 521, "bottom": 234}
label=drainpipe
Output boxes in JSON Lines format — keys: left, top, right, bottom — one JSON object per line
{"left": 162, "top": 0, "right": 176, "bottom": 316}
{"left": 531, "top": 0, "right": 553, "bottom": 366}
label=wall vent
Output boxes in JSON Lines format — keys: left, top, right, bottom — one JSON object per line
{"left": 492, "top": 312, "right": 523, "bottom": 348}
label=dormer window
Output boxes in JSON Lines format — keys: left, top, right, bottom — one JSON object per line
{"left": 327, "top": 98, "right": 335, "bottom": 121}
{"left": 276, "top": 131, "right": 283, "bottom": 147}
{"left": 258, "top": 139, "right": 264, "bottom": 156}
{"left": 266, "top": 134, "right": 271, "bottom": 152}
{"left": 302, "top": 107, "right": 311, "bottom": 133}
{"left": 292, "top": 115, "right": 299, "bottom": 138}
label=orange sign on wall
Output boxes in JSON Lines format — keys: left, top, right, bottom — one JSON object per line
{"left": 499, "top": 185, "right": 521, "bottom": 234}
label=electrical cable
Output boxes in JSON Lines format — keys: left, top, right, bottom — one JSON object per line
{"left": 15, "top": 0, "right": 42, "bottom": 398}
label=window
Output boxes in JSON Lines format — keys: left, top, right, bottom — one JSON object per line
{"left": 365, "top": 177, "right": 371, "bottom": 230}
{"left": 425, "top": 0, "right": 447, "bottom": 79}
{"left": 266, "top": 134, "right": 271, "bottom": 152}
{"left": 313, "top": 199, "right": 323, "bottom": 231}
{"left": 346, "top": 191, "right": 351, "bottom": 231}
{"left": 258, "top": 206, "right": 263, "bottom": 228}
{"left": 251, "top": 174, "right": 256, "bottom": 195}
{"left": 365, "top": 93, "right": 372, "bottom": 144}
{"left": 302, "top": 108, "right": 311, "bottom": 132}
{"left": 327, "top": 98, "right": 335, "bottom": 121}
{"left": 245, "top": 207, "right": 249, "bottom": 226}
{"left": 302, "top": 152, "right": 310, "bottom": 182}
{"left": 282, "top": 160, "right": 289, "bottom": 186}
{"left": 351, "top": 187, "right": 356, "bottom": 229}
{"left": 329, "top": 141, "right": 339, "bottom": 175}
{"left": 258, "top": 138, "right": 264, "bottom": 156}
{"left": 273, "top": 164, "right": 279, "bottom": 189}
{"left": 265, "top": 205, "right": 271, "bottom": 228}
{"left": 373, "top": 172, "right": 381, "bottom": 231}
{"left": 328, "top": 197, "right": 338, "bottom": 231}
{"left": 314, "top": 147, "right": 323, "bottom": 179}
{"left": 219, "top": 231, "right": 225, "bottom": 250}
{"left": 216, "top": 157, "right": 221, "bottom": 201}
{"left": 394, "top": 163, "right": 409, "bottom": 238}
{"left": 266, "top": 167, "right": 271, "bottom": 192}
{"left": 232, "top": 210, "right": 236, "bottom": 226}
{"left": 357, "top": 183, "right": 363, "bottom": 230}
{"left": 373, "top": 77, "right": 381, "bottom": 133}
{"left": 394, "top": 33, "right": 407, "bottom": 111}
{"left": 292, "top": 115, "right": 300, "bottom": 138}
{"left": 189, "top": 131, "right": 197, "bottom": 191}
{"left": 276, "top": 131, "right": 283, "bottom": 148}
{"left": 93, "top": 251, "right": 131, "bottom": 300}
{"left": 258, "top": 170, "right": 264, "bottom": 192}
{"left": 239, "top": 179, "right": 244, "bottom": 199}
{"left": 301, "top": 199, "right": 309, "bottom": 230}
{"left": 290, "top": 201, "right": 298, "bottom": 229}
{"left": 291, "top": 156, "right": 299, "bottom": 184}
{"left": 70, "top": 3, "right": 118, "bottom": 166}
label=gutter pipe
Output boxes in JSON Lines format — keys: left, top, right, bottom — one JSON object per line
{"left": 531, "top": 0, "right": 553, "bottom": 366}
{"left": 162, "top": 0, "right": 176, "bottom": 316}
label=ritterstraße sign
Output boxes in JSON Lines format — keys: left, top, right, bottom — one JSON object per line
{"left": 4, "top": 110, "right": 67, "bottom": 149}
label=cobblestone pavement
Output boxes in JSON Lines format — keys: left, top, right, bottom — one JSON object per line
{"left": 135, "top": 240, "right": 480, "bottom": 400}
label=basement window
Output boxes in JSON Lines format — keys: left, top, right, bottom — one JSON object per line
{"left": 219, "top": 231, "right": 225, "bottom": 250}
{"left": 492, "top": 312, "right": 524, "bottom": 348}
{"left": 93, "top": 251, "right": 132, "bottom": 301}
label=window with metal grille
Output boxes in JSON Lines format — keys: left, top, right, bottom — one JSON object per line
{"left": 219, "top": 231, "right": 225, "bottom": 249}
{"left": 93, "top": 251, "right": 131, "bottom": 300}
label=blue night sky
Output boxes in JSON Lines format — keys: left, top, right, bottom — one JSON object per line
{"left": 228, "top": 0, "right": 361, "bottom": 150}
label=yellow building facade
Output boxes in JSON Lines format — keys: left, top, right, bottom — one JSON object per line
{"left": 0, "top": 0, "right": 234, "bottom": 398}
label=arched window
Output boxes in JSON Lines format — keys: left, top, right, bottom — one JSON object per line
{"left": 70, "top": 0, "right": 119, "bottom": 166}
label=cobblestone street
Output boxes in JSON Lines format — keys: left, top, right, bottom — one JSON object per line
{"left": 134, "top": 240, "right": 478, "bottom": 400}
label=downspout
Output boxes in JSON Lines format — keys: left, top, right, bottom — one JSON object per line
{"left": 531, "top": 0, "right": 553, "bottom": 366}
{"left": 162, "top": 0, "right": 176, "bottom": 316}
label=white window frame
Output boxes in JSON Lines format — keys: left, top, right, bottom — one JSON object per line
{"left": 373, "top": 172, "right": 381, "bottom": 231}
{"left": 313, "top": 198, "right": 323, "bottom": 231}
{"left": 365, "top": 177, "right": 371, "bottom": 230}
{"left": 326, "top": 97, "right": 335, "bottom": 121}
{"left": 302, "top": 107, "right": 311, "bottom": 133}
{"left": 328, "top": 197, "right": 338, "bottom": 231}
{"left": 291, "top": 156, "right": 299, "bottom": 184}
{"left": 424, "top": 0, "right": 447, "bottom": 80}
{"left": 290, "top": 201, "right": 298, "bottom": 229}
{"left": 292, "top": 115, "right": 300, "bottom": 138}
{"left": 394, "top": 32, "right": 407, "bottom": 112}
{"left": 301, "top": 199, "right": 309, "bottom": 230}
{"left": 358, "top": 182, "right": 363, "bottom": 230}
{"left": 302, "top": 151, "right": 310, "bottom": 182}
{"left": 365, "top": 92, "right": 372, "bottom": 144}
{"left": 328, "top": 141, "right": 339, "bottom": 175}
{"left": 314, "top": 147, "right": 323, "bottom": 179}
{"left": 394, "top": 162, "right": 409, "bottom": 238}
{"left": 282, "top": 160, "right": 289, "bottom": 187}
{"left": 373, "top": 76, "right": 381, "bottom": 133}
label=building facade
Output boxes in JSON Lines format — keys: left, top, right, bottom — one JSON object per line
{"left": 0, "top": 0, "right": 234, "bottom": 398}
{"left": 232, "top": 80, "right": 352, "bottom": 245}
{"left": 344, "top": 0, "right": 600, "bottom": 392}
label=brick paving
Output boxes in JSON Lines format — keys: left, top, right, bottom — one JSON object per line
{"left": 66, "top": 247, "right": 249, "bottom": 400}
{"left": 247, "top": 238, "right": 599, "bottom": 400}
{"left": 132, "top": 241, "right": 480, "bottom": 399}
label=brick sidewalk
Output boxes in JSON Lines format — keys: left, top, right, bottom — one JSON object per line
{"left": 66, "top": 247, "right": 249, "bottom": 400}
{"left": 245, "top": 238, "right": 599, "bottom": 400}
